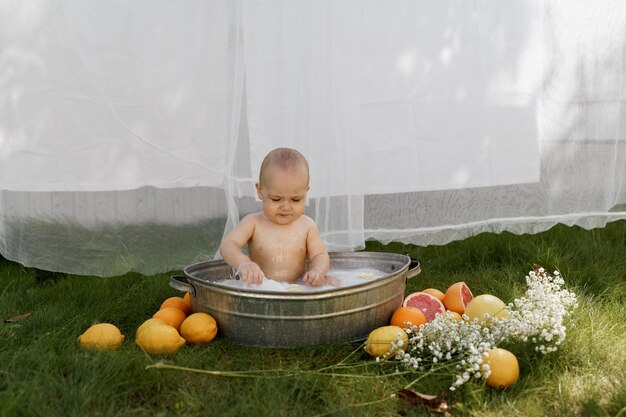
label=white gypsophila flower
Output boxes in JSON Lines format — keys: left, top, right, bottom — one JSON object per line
{"left": 396, "top": 266, "right": 578, "bottom": 390}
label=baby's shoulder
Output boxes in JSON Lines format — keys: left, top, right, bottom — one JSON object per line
{"left": 239, "top": 212, "right": 264, "bottom": 226}
{"left": 298, "top": 215, "right": 318, "bottom": 229}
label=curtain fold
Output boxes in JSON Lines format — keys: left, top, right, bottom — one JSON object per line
{"left": 0, "top": 0, "right": 624, "bottom": 276}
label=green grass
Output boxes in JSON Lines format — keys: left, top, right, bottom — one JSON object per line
{"left": 1, "top": 221, "right": 625, "bottom": 417}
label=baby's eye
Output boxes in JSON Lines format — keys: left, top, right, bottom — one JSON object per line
{"left": 271, "top": 198, "right": 281, "bottom": 202}
{"left": 292, "top": 198, "right": 301, "bottom": 202}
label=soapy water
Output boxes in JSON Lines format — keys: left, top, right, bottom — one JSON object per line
{"left": 214, "top": 267, "right": 389, "bottom": 293}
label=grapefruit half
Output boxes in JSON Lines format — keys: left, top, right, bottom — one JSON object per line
{"left": 443, "top": 281, "right": 474, "bottom": 314}
{"left": 402, "top": 292, "right": 445, "bottom": 322}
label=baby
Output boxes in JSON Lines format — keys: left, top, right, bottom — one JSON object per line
{"left": 219, "top": 148, "right": 339, "bottom": 287}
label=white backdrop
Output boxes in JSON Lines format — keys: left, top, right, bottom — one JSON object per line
{"left": 0, "top": 0, "right": 624, "bottom": 275}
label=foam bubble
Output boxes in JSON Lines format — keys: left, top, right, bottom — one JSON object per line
{"left": 215, "top": 267, "right": 387, "bottom": 292}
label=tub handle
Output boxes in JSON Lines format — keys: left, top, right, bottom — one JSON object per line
{"left": 407, "top": 260, "right": 421, "bottom": 279}
{"left": 170, "top": 275, "right": 196, "bottom": 297}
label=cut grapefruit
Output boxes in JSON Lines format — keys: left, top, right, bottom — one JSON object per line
{"left": 402, "top": 292, "right": 445, "bottom": 322}
{"left": 443, "top": 281, "right": 473, "bottom": 314}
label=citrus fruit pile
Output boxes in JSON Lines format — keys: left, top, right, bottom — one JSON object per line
{"left": 400, "top": 281, "right": 510, "bottom": 324}
{"left": 365, "top": 281, "right": 476, "bottom": 359}
{"left": 365, "top": 281, "right": 520, "bottom": 388}
{"left": 78, "top": 292, "right": 219, "bottom": 355}
{"left": 136, "top": 293, "right": 218, "bottom": 355}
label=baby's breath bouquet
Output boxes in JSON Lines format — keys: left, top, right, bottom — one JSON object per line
{"left": 390, "top": 266, "right": 578, "bottom": 390}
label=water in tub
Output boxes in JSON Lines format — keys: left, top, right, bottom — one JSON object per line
{"left": 215, "top": 268, "right": 388, "bottom": 292}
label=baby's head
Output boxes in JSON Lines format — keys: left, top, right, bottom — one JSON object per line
{"left": 256, "top": 148, "right": 310, "bottom": 225}
{"left": 258, "top": 148, "right": 309, "bottom": 186}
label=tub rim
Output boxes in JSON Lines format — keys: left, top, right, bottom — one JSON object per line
{"left": 173, "top": 251, "right": 419, "bottom": 300}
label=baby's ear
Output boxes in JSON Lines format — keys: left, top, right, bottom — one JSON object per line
{"left": 255, "top": 182, "right": 263, "bottom": 200}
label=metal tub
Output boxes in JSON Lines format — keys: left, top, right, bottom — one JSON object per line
{"left": 170, "top": 252, "right": 420, "bottom": 348}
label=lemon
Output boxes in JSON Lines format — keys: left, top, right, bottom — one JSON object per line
{"left": 180, "top": 312, "right": 218, "bottom": 344}
{"left": 464, "top": 294, "right": 509, "bottom": 323}
{"left": 78, "top": 323, "right": 125, "bottom": 351}
{"left": 365, "top": 325, "right": 408, "bottom": 358}
{"left": 135, "top": 318, "right": 167, "bottom": 337}
{"left": 135, "top": 323, "right": 186, "bottom": 355}
{"left": 482, "top": 348, "right": 520, "bottom": 388}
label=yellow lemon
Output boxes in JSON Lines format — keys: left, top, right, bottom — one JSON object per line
{"left": 135, "top": 324, "right": 186, "bottom": 355}
{"left": 464, "top": 294, "right": 509, "bottom": 323}
{"left": 78, "top": 323, "right": 124, "bottom": 351}
{"left": 180, "top": 313, "right": 218, "bottom": 344}
{"left": 135, "top": 318, "right": 167, "bottom": 337}
{"left": 365, "top": 325, "right": 408, "bottom": 358}
{"left": 482, "top": 348, "right": 520, "bottom": 388}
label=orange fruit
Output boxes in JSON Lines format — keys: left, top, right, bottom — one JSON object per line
{"left": 443, "top": 281, "right": 474, "bottom": 314}
{"left": 153, "top": 307, "right": 186, "bottom": 331}
{"left": 160, "top": 296, "right": 192, "bottom": 316}
{"left": 443, "top": 311, "right": 462, "bottom": 321}
{"left": 390, "top": 306, "right": 427, "bottom": 329}
{"left": 183, "top": 292, "right": 192, "bottom": 309}
{"left": 482, "top": 348, "right": 519, "bottom": 388}
{"left": 422, "top": 288, "right": 445, "bottom": 302}
{"left": 403, "top": 292, "right": 446, "bottom": 322}
{"left": 464, "top": 294, "right": 509, "bottom": 323}
{"left": 180, "top": 312, "right": 218, "bottom": 344}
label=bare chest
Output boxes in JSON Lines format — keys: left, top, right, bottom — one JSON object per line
{"left": 249, "top": 223, "right": 308, "bottom": 259}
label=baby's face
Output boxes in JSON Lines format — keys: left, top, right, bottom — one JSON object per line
{"left": 256, "top": 165, "right": 309, "bottom": 226}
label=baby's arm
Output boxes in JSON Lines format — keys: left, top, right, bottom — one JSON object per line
{"left": 302, "top": 219, "right": 337, "bottom": 287}
{"left": 219, "top": 214, "right": 265, "bottom": 284}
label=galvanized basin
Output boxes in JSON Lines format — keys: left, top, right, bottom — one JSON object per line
{"left": 170, "top": 252, "right": 420, "bottom": 348}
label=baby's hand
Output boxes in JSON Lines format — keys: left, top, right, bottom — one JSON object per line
{"left": 237, "top": 261, "right": 265, "bottom": 285}
{"left": 303, "top": 269, "right": 325, "bottom": 287}
{"left": 324, "top": 276, "right": 340, "bottom": 287}
{"left": 303, "top": 270, "right": 340, "bottom": 287}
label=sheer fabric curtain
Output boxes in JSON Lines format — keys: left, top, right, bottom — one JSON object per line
{"left": 363, "top": 1, "right": 626, "bottom": 245}
{"left": 0, "top": 1, "right": 624, "bottom": 276}
{"left": 0, "top": 0, "right": 245, "bottom": 275}
{"left": 242, "top": 0, "right": 544, "bottom": 250}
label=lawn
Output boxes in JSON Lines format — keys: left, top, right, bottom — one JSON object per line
{"left": 1, "top": 221, "right": 625, "bottom": 417}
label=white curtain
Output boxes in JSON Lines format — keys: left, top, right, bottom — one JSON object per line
{"left": 0, "top": 1, "right": 624, "bottom": 276}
